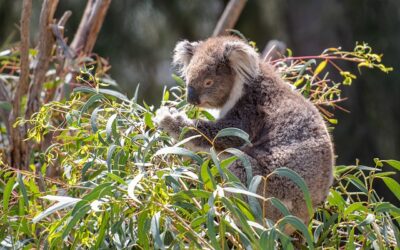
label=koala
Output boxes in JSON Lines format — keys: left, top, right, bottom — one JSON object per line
{"left": 155, "top": 36, "right": 334, "bottom": 230}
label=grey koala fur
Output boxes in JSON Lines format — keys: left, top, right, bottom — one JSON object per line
{"left": 155, "top": 36, "right": 334, "bottom": 229}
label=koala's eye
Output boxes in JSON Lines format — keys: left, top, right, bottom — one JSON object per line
{"left": 204, "top": 79, "right": 214, "bottom": 87}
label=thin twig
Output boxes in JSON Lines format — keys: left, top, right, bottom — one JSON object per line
{"left": 272, "top": 55, "right": 364, "bottom": 64}
{"left": 51, "top": 11, "right": 74, "bottom": 59}
{"left": 3, "top": 166, "right": 90, "bottom": 190}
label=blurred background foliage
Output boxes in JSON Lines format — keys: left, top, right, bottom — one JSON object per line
{"left": 0, "top": 0, "right": 399, "bottom": 194}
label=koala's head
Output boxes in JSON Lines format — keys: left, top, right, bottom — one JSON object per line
{"left": 172, "top": 36, "right": 260, "bottom": 109}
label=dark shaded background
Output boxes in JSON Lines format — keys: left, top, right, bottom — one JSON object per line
{"left": 1, "top": 0, "right": 399, "bottom": 197}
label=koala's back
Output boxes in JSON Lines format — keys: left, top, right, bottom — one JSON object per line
{"left": 228, "top": 63, "right": 334, "bottom": 225}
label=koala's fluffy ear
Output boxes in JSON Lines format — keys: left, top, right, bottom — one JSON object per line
{"left": 223, "top": 41, "right": 260, "bottom": 82}
{"left": 172, "top": 40, "right": 199, "bottom": 77}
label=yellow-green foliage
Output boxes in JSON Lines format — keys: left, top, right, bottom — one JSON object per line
{"left": 0, "top": 44, "right": 398, "bottom": 249}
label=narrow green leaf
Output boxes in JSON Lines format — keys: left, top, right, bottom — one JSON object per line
{"left": 327, "top": 189, "right": 346, "bottom": 212}
{"left": 106, "top": 144, "right": 118, "bottom": 172}
{"left": 72, "top": 86, "right": 97, "bottom": 94}
{"left": 210, "top": 147, "right": 226, "bottom": 181}
{"left": 174, "top": 189, "right": 212, "bottom": 200}
{"left": 278, "top": 215, "right": 314, "bottom": 249}
{"left": 98, "top": 132, "right": 109, "bottom": 146}
{"left": 344, "top": 202, "right": 368, "bottom": 218}
{"left": 260, "top": 229, "right": 276, "bottom": 250}
{"left": 62, "top": 204, "right": 91, "bottom": 239}
{"left": 220, "top": 197, "right": 257, "bottom": 246}
{"left": 214, "top": 128, "right": 251, "bottom": 144}
{"left": 375, "top": 202, "right": 400, "bottom": 214}
{"left": 206, "top": 193, "right": 222, "bottom": 250}
{"left": 107, "top": 172, "right": 127, "bottom": 185}
{"left": 3, "top": 176, "right": 16, "bottom": 211}
{"left": 72, "top": 183, "right": 113, "bottom": 215}
{"left": 207, "top": 210, "right": 221, "bottom": 249}
{"left": 200, "top": 160, "right": 216, "bottom": 190}
{"left": 94, "top": 211, "right": 110, "bottom": 249}
{"left": 201, "top": 110, "right": 216, "bottom": 121}
{"left": 151, "top": 212, "right": 165, "bottom": 250}
{"left": 106, "top": 113, "right": 118, "bottom": 142}
{"left": 154, "top": 146, "right": 203, "bottom": 165}
{"left": 78, "top": 93, "right": 104, "bottom": 125}
{"left": 223, "top": 187, "right": 265, "bottom": 200}
{"left": 191, "top": 215, "right": 207, "bottom": 229}
{"left": 224, "top": 148, "right": 253, "bottom": 186}
{"left": 345, "top": 227, "right": 356, "bottom": 250}
{"left": 17, "top": 173, "right": 29, "bottom": 209}
{"left": 138, "top": 210, "right": 150, "bottom": 249}
{"left": 346, "top": 174, "right": 368, "bottom": 193}
{"left": 248, "top": 175, "right": 263, "bottom": 222}
{"left": 313, "top": 224, "right": 324, "bottom": 243}
{"left": 358, "top": 165, "right": 381, "bottom": 171}
{"left": 32, "top": 196, "right": 81, "bottom": 223}
{"left": 82, "top": 161, "right": 94, "bottom": 177}
{"left": 313, "top": 60, "right": 328, "bottom": 77}
{"left": 97, "top": 88, "right": 128, "bottom": 102}
{"left": 172, "top": 74, "right": 185, "bottom": 87}
{"left": 270, "top": 197, "right": 291, "bottom": 216}
{"left": 272, "top": 167, "right": 313, "bottom": 216}
{"left": 90, "top": 106, "right": 101, "bottom": 133}
{"left": 144, "top": 112, "right": 155, "bottom": 129}
{"left": 383, "top": 160, "right": 400, "bottom": 171}
{"left": 174, "top": 135, "right": 202, "bottom": 148}
{"left": 381, "top": 177, "right": 400, "bottom": 200}
{"left": 127, "top": 173, "right": 144, "bottom": 204}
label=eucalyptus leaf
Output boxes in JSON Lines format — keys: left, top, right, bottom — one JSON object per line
{"left": 154, "top": 146, "right": 203, "bottom": 165}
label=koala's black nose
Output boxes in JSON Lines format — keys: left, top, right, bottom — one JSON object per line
{"left": 187, "top": 86, "right": 200, "bottom": 105}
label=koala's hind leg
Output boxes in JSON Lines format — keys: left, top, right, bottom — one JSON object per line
{"left": 262, "top": 175, "right": 310, "bottom": 235}
{"left": 227, "top": 155, "right": 301, "bottom": 234}
{"left": 227, "top": 153, "right": 310, "bottom": 228}
{"left": 227, "top": 154, "right": 309, "bottom": 239}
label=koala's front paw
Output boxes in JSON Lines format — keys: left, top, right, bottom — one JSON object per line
{"left": 154, "top": 106, "right": 190, "bottom": 139}
{"left": 154, "top": 106, "right": 174, "bottom": 131}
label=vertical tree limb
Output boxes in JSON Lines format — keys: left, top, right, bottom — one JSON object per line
{"left": 212, "top": 0, "right": 247, "bottom": 37}
{"left": 21, "top": 0, "right": 58, "bottom": 172}
{"left": 25, "top": 0, "right": 59, "bottom": 120}
{"left": 70, "top": 0, "right": 112, "bottom": 55}
{"left": 8, "top": 0, "right": 32, "bottom": 169}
